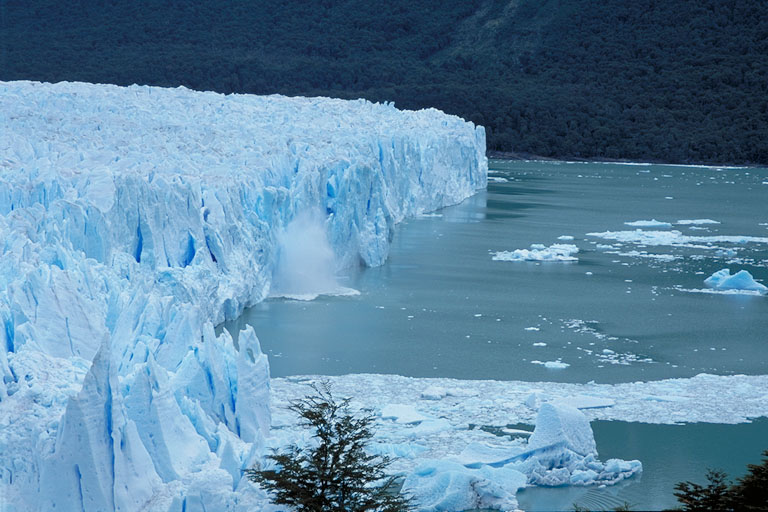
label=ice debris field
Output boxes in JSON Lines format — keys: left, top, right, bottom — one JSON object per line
{"left": 272, "top": 372, "right": 768, "bottom": 510}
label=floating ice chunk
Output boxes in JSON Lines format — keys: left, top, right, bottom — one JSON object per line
{"left": 402, "top": 460, "right": 526, "bottom": 512}
{"left": 615, "top": 250, "right": 681, "bottom": 262}
{"left": 587, "top": 229, "right": 768, "bottom": 247}
{"left": 704, "top": 269, "right": 767, "bottom": 293}
{"left": 624, "top": 219, "right": 672, "bottom": 228}
{"left": 524, "top": 327, "right": 540, "bottom": 331}
{"left": 676, "top": 219, "right": 720, "bottom": 225}
{"left": 492, "top": 244, "right": 578, "bottom": 262}
{"left": 381, "top": 404, "right": 431, "bottom": 424}
{"left": 467, "top": 403, "right": 641, "bottom": 488}
{"left": 532, "top": 360, "right": 570, "bottom": 369}
{"left": 716, "top": 248, "right": 738, "bottom": 258}
{"left": 528, "top": 403, "right": 596, "bottom": 456}
{"left": 557, "top": 235, "right": 575, "bottom": 241}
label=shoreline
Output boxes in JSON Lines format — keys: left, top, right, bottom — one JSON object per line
{"left": 486, "top": 150, "right": 761, "bottom": 169}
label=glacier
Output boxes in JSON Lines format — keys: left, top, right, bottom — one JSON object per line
{"left": 0, "top": 80, "right": 486, "bottom": 511}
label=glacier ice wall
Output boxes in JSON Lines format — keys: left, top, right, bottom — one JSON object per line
{"left": 0, "top": 81, "right": 486, "bottom": 510}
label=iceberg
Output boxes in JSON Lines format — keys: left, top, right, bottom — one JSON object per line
{"left": 400, "top": 403, "right": 640, "bottom": 510}
{"left": 0, "top": 81, "right": 486, "bottom": 510}
{"left": 704, "top": 268, "right": 768, "bottom": 293}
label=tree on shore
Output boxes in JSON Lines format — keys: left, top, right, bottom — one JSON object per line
{"left": 245, "top": 382, "right": 412, "bottom": 512}
{"left": 673, "top": 450, "right": 768, "bottom": 511}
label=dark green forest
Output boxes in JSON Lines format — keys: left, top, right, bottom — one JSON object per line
{"left": 2, "top": 0, "right": 767, "bottom": 164}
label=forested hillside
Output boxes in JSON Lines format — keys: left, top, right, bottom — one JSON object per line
{"left": 3, "top": 0, "right": 767, "bottom": 164}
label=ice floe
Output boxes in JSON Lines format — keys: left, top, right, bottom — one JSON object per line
{"left": 587, "top": 229, "right": 768, "bottom": 247}
{"left": 532, "top": 360, "right": 571, "bottom": 369}
{"left": 492, "top": 244, "right": 579, "bottom": 262}
{"left": 624, "top": 219, "right": 672, "bottom": 228}
{"left": 676, "top": 219, "right": 720, "bottom": 225}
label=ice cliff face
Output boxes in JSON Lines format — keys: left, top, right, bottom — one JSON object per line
{"left": 0, "top": 81, "right": 487, "bottom": 511}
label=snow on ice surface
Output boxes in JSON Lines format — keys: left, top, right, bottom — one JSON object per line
{"left": 704, "top": 269, "right": 768, "bottom": 293}
{"left": 492, "top": 243, "right": 579, "bottom": 262}
{"left": 0, "top": 81, "right": 486, "bottom": 510}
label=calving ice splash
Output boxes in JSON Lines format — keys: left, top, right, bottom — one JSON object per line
{"left": 0, "top": 80, "right": 487, "bottom": 511}
{"left": 269, "top": 211, "right": 359, "bottom": 301}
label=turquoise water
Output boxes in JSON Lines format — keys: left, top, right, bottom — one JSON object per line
{"left": 517, "top": 418, "right": 768, "bottom": 511}
{"left": 224, "top": 160, "right": 768, "bottom": 383}
{"left": 222, "top": 159, "right": 768, "bottom": 510}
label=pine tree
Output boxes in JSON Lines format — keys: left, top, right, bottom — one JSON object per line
{"left": 245, "top": 382, "right": 412, "bottom": 512}
{"left": 673, "top": 469, "right": 735, "bottom": 511}
{"left": 673, "top": 451, "right": 768, "bottom": 511}
{"left": 730, "top": 450, "right": 768, "bottom": 511}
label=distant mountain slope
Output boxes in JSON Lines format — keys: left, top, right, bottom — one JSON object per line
{"left": 3, "top": 0, "right": 767, "bottom": 164}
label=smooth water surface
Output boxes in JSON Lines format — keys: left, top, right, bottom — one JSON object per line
{"left": 224, "top": 160, "right": 768, "bottom": 384}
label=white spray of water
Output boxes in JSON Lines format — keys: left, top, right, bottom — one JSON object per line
{"left": 270, "top": 211, "right": 359, "bottom": 300}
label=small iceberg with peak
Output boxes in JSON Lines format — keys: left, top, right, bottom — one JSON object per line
{"left": 704, "top": 268, "right": 767, "bottom": 294}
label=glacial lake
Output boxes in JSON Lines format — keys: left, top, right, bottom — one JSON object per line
{"left": 223, "top": 159, "right": 768, "bottom": 510}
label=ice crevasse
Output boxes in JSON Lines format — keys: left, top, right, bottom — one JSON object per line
{"left": 0, "top": 81, "right": 486, "bottom": 511}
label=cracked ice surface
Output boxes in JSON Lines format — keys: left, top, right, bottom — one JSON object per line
{"left": 0, "top": 81, "right": 486, "bottom": 510}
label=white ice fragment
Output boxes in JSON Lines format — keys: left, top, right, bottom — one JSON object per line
{"left": 704, "top": 269, "right": 767, "bottom": 293}
{"left": 676, "top": 219, "right": 720, "bottom": 225}
{"left": 531, "top": 360, "right": 570, "bottom": 369}
{"left": 587, "top": 229, "right": 768, "bottom": 247}
{"left": 493, "top": 244, "right": 578, "bottom": 262}
{"left": 624, "top": 219, "right": 672, "bottom": 228}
